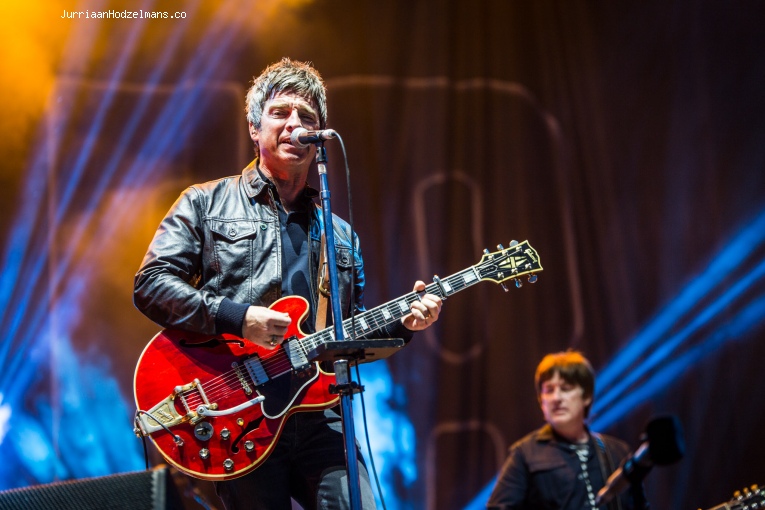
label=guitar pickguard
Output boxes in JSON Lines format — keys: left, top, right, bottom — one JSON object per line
{"left": 257, "top": 363, "right": 320, "bottom": 419}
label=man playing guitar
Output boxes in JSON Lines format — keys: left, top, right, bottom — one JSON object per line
{"left": 133, "top": 57, "right": 442, "bottom": 509}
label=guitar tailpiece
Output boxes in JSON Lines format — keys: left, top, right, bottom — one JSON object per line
{"left": 134, "top": 409, "right": 185, "bottom": 446}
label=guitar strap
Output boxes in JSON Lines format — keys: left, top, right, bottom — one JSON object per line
{"left": 593, "top": 432, "right": 624, "bottom": 510}
{"left": 315, "top": 232, "right": 330, "bottom": 331}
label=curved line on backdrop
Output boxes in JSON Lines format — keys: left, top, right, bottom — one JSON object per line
{"left": 413, "top": 171, "right": 484, "bottom": 363}
{"left": 325, "top": 75, "right": 584, "bottom": 362}
{"left": 425, "top": 419, "right": 507, "bottom": 510}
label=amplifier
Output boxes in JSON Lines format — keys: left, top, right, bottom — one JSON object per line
{"left": 0, "top": 465, "right": 185, "bottom": 510}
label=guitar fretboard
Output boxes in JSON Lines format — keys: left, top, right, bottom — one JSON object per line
{"left": 296, "top": 265, "right": 482, "bottom": 356}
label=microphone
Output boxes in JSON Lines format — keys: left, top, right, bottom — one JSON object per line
{"left": 595, "top": 415, "right": 685, "bottom": 506}
{"left": 290, "top": 127, "right": 338, "bottom": 148}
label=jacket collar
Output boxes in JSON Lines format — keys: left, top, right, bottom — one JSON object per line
{"left": 241, "top": 158, "right": 319, "bottom": 202}
{"left": 537, "top": 424, "right": 557, "bottom": 443}
{"left": 537, "top": 423, "right": 592, "bottom": 445}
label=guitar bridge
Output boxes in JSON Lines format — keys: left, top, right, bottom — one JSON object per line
{"left": 284, "top": 338, "right": 309, "bottom": 371}
{"left": 233, "top": 362, "right": 253, "bottom": 395}
{"left": 134, "top": 378, "right": 214, "bottom": 436}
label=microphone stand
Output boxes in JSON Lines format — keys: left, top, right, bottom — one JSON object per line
{"left": 314, "top": 143, "right": 363, "bottom": 509}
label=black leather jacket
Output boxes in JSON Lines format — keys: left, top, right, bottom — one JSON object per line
{"left": 134, "top": 160, "right": 400, "bottom": 338}
{"left": 487, "top": 425, "right": 649, "bottom": 510}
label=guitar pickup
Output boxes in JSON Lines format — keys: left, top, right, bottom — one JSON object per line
{"left": 243, "top": 356, "right": 269, "bottom": 385}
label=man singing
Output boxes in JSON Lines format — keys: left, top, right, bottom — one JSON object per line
{"left": 134, "top": 57, "right": 443, "bottom": 509}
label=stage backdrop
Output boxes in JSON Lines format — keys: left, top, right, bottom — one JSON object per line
{"left": 1, "top": 1, "right": 764, "bottom": 509}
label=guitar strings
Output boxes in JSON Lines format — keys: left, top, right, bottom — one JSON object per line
{"left": 180, "top": 350, "right": 294, "bottom": 407}
{"left": 180, "top": 282, "right": 445, "bottom": 405}
{"left": 177, "top": 264, "right": 497, "bottom": 408}
{"left": 164, "top": 254, "right": 522, "bottom": 417}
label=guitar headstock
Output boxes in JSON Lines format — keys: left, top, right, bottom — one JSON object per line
{"left": 703, "top": 484, "right": 764, "bottom": 510}
{"left": 475, "top": 240, "right": 543, "bottom": 289}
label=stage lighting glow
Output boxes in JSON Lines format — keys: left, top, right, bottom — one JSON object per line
{"left": 592, "top": 210, "right": 765, "bottom": 420}
{"left": 0, "top": 0, "right": 253, "bottom": 491}
{"left": 54, "top": 0, "right": 155, "bottom": 228}
{"left": 0, "top": 326, "right": 145, "bottom": 489}
{"left": 0, "top": 1, "right": 71, "bottom": 151}
{"left": 0, "top": 393, "right": 10, "bottom": 444}
{"left": 593, "top": 291, "right": 765, "bottom": 429}
{"left": 0, "top": 0, "right": 339, "bottom": 492}
{"left": 354, "top": 361, "right": 418, "bottom": 508}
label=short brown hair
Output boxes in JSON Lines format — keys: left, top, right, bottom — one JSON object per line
{"left": 535, "top": 350, "right": 595, "bottom": 416}
{"left": 245, "top": 57, "right": 327, "bottom": 131}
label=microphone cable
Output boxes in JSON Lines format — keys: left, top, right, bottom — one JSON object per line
{"left": 332, "top": 133, "right": 389, "bottom": 510}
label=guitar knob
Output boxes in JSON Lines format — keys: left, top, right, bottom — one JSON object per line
{"left": 199, "top": 448, "right": 210, "bottom": 460}
{"left": 528, "top": 274, "right": 538, "bottom": 284}
{"left": 223, "top": 459, "right": 234, "bottom": 472}
{"left": 194, "top": 421, "right": 214, "bottom": 441}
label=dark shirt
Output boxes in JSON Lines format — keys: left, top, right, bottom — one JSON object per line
{"left": 487, "top": 424, "right": 649, "bottom": 510}
{"left": 275, "top": 196, "right": 315, "bottom": 332}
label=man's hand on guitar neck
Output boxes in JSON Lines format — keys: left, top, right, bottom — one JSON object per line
{"left": 242, "top": 306, "right": 292, "bottom": 349}
{"left": 240, "top": 279, "right": 442, "bottom": 347}
{"left": 402, "top": 280, "right": 443, "bottom": 332}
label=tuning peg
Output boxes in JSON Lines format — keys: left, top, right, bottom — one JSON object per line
{"left": 509, "top": 240, "right": 519, "bottom": 247}
{"left": 515, "top": 278, "right": 522, "bottom": 288}
{"left": 496, "top": 244, "right": 505, "bottom": 251}
{"left": 528, "top": 274, "right": 538, "bottom": 284}
{"left": 483, "top": 248, "right": 490, "bottom": 255}
{"left": 500, "top": 283, "right": 509, "bottom": 292}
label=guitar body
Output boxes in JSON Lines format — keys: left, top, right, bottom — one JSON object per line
{"left": 133, "top": 296, "right": 339, "bottom": 481}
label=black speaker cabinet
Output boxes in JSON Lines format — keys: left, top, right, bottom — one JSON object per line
{"left": 0, "top": 465, "right": 185, "bottom": 510}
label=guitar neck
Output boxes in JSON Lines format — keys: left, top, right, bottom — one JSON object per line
{"left": 300, "top": 264, "right": 482, "bottom": 352}
{"left": 297, "top": 240, "right": 542, "bottom": 357}
{"left": 352, "top": 265, "right": 482, "bottom": 336}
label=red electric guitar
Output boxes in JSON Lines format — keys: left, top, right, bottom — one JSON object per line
{"left": 133, "top": 241, "right": 542, "bottom": 480}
